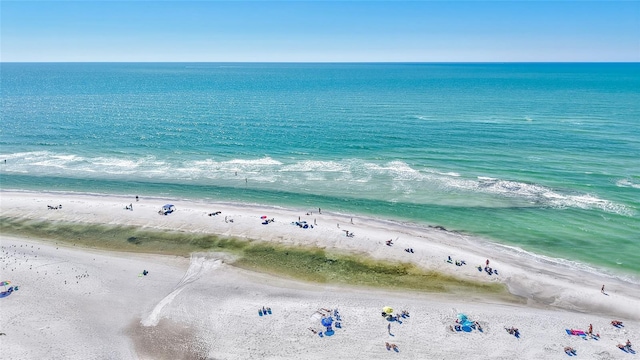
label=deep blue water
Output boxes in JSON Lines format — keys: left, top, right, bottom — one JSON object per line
{"left": 1, "top": 62, "right": 639, "bottom": 279}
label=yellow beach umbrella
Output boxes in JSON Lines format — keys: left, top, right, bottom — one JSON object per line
{"left": 382, "top": 306, "right": 393, "bottom": 314}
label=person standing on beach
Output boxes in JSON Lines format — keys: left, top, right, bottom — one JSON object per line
{"left": 387, "top": 323, "right": 391, "bottom": 334}
{"left": 601, "top": 285, "right": 605, "bottom": 293}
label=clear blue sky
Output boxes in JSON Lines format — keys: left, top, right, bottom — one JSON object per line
{"left": 2, "top": 1, "right": 639, "bottom": 62}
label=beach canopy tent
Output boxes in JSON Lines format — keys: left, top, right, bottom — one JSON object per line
{"left": 161, "top": 204, "right": 175, "bottom": 214}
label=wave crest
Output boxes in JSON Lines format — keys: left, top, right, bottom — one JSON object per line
{"left": 1, "top": 151, "right": 632, "bottom": 216}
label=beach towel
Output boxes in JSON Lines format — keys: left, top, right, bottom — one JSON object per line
{"left": 565, "top": 329, "right": 586, "bottom": 337}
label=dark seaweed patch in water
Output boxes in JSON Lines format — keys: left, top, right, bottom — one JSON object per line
{"left": 127, "top": 237, "right": 141, "bottom": 245}
{"left": 236, "top": 243, "right": 506, "bottom": 294}
{"left": 0, "top": 216, "right": 510, "bottom": 297}
{"left": 0, "top": 217, "right": 248, "bottom": 256}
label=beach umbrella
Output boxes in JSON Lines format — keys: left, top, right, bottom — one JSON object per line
{"left": 261, "top": 216, "right": 267, "bottom": 219}
{"left": 382, "top": 306, "right": 393, "bottom": 314}
{"left": 321, "top": 317, "right": 333, "bottom": 327}
{"left": 0, "top": 281, "right": 9, "bottom": 291}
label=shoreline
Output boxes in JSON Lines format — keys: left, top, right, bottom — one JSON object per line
{"left": 3, "top": 187, "right": 637, "bottom": 283}
{"left": 1, "top": 189, "right": 639, "bottom": 319}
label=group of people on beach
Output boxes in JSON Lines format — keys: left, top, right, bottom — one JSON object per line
{"left": 505, "top": 326, "right": 520, "bottom": 338}
{"left": 617, "top": 339, "right": 633, "bottom": 352}
{"left": 47, "top": 204, "right": 62, "bottom": 210}
{"left": 611, "top": 320, "right": 624, "bottom": 327}
{"left": 560, "top": 320, "right": 631, "bottom": 355}
{"left": 258, "top": 306, "right": 272, "bottom": 316}
{"left": 293, "top": 220, "right": 313, "bottom": 229}
{"left": 446, "top": 256, "right": 466, "bottom": 267}
{"left": 385, "top": 342, "right": 399, "bottom": 352}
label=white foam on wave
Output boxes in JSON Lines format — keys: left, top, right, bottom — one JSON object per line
{"left": 3, "top": 151, "right": 632, "bottom": 216}
{"left": 280, "top": 160, "right": 347, "bottom": 173}
{"left": 224, "top": 157, "right": 282, "bottom": 166}
{"left": 91, "top": 157, "right": 141, "bottom": 169}
{"left": 365, "top": 161, "right": 422, "bottom": 181}
{"left": 2, "top": 151, "right": 171, "bottom": 175}
{"left": 616, "top": 179, "right": 640, "bottom": 189}
{"left": 29, "top": 153, "right": 83, "bottom": 168}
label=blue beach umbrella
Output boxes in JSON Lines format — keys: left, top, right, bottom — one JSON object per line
{"left": 321, "top": 317, "right": 333, "bottom": 327}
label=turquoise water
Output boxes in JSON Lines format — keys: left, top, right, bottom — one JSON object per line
{"left": 1, "top": 63, "right": 639, "bottom": 279}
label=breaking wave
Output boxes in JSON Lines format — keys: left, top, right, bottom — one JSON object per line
{"left": 0, "top": 151, "right": 633, "bottom": 216}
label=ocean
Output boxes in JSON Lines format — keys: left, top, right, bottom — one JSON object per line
{"left": 1, "top": 62, "right": 639, "bottom": 281}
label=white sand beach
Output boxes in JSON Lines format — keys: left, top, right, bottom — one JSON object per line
{"left": 1, "top": 190, "right": 638, "bottom": 359}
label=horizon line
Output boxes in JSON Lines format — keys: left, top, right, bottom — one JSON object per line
{"left": 2, "top": 61, "right": 639, "bottom": 64}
